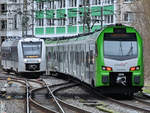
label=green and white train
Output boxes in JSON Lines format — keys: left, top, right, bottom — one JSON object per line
{"left": 45, "top": 24, "right": 143, "bottom": 96}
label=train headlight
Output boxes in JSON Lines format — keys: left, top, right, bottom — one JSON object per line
{"left": 24, "top": 59, "right": 27, "bottom": 62}
{"left": 38, "top": 59, "right": 41, "bottom": 63}
{"left": 102, "top": 66, "right": 112, "bottom": 71}
{"left": 130, "top": 66, "right": 140, "bottom": 71}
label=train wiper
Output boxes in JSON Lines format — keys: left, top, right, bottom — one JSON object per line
{"left": 119, "top": 41, "right": 123, "bottom": 56}
{"left": 127, "top": 42, "right": 133, "bottom": 56}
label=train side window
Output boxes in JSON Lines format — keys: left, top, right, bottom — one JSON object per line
{"left": 80, "top": 51, "right": 83, "bottom": 64}
{"left": 75, "top": 51, "right": 76, "bottom": 64}
{"left": 75, "top": 52, "right": 76, "bottom": 64}
{"left": 64, "top": 50, "right": 66, "bottom": 62}
{"left": 86, "top": 52, "right": 89, "bottom": 67}
{"left": 48, "top": 51, "right": 51, "bottom": 60}
{"left": 79, "top": 51, "right": 81, "bottom": 65}
{"left": 90, "top": 50, "right": 94, "bottom": 64}
{"left": 76, "top": 51, "right": 79, "bottom": 65}
{"left": 73, "top": 51, "right": 75, "bottom": 63}
{"left": 51, "top": 47, "right": 53, "bottom": 60}
{"left": 82, "top": 51, "right": 84, "bottom": 64}
{"left": 95, "top": 42, "right": 98, "bottom": 57}
{"left": 53, "top": 51, "right": 56, "bottom": 60}
{"left": 59, "top": 52, "right": 61, "bottom": 62}
{"left": 70, "top": 51, "right": 72, "bottom": 63}
{"left": 57, "top": 51, "right": 59, "bottom": 62}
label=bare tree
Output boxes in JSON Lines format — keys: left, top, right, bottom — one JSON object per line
{"left": 131, "top": 0, "right": 150, "bottom": 82}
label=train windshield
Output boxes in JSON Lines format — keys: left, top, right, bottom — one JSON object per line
{"left": 104, "top": 33, "right": 138, "bottom": 60}
{"left": 22, "top": 42, "right": 42, "bottom": 58}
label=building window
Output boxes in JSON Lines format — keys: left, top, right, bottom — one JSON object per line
{"left": 79, "top": 16, "right": 83, "bottom": 24}
{"left": 14, "top": 15, "right": 18, "bottom": 29}
{"left": 104, "top": 15, "right": 113, "bottom": 24}
{"left": 36, "top": 19, "right": 44, "bottom": 26}
{"left": 47, "top": 1, "right": 55, "bottom": 9}
{"left": 9, "top": 0, "right": 17, "bottom": 2}
{"left": 103, "top": 0, "right": 114, "bottom": 5}
{"left": 92, "top": 0, "right": 101, "bottom": 5}
{"left": 69, "top": 17, "right": 77, "bottom": 25}
{"left": 57, "top": 18, "right": 65, "bottom": 26}
{"left": 69, "top": 0, "right": 77, "bottom": 7}
{"left": 1, "top": 4, "right": 7, "bottom": 14}
{"left": 92, "top": 16, "right": 101, "bottom": 24}
{"left": 1, "top": 20, "right": 7, "bottom": 30}
{"left": 37, "top": 2, "right": 44, "bottom": 10}
{"left": 124, "top": 0, "right": 134, "bottom": 2}
{"left": 79, "top": 0, "right": 90, "bottom": 6}
{"left": 124, "top": 12, "right": 134, "bottom": 22}
{"left": 47, "top": 19, "right": 54, "bottom": 26}
{"left": 58, "top": 0, "right": 65, "bottom": 8}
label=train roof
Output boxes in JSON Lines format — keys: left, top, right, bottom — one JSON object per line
{"left": 2, "top": 37, "right": 44, "bottom": 48}
{"left": 45, "top": 29, "right": 102, "bottom": 45}
{"left": 20, "top": 37, "right": 43, "bottom": 42}
{"left": 45, "top": 24, "right": 137, "bottom": 45}
{"left": 2, "top": 38, "right": 19, "bottom": 47}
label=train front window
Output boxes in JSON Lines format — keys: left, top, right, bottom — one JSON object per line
{"left": 22, "top": 42, "right": 42, "bottom": 58}
{"left": 104, "top": 33, "right": 138, "bottom": 60}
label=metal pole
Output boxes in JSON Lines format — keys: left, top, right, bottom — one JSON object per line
{"left": 83, "top": 0, "right": 86, "bottom": 33}
{"left": 101, "top": 6, "right": 103, "bottom": 28}
{"left": 32, "top": 0, "right": 34, "bottom": 37}
{"left": 23, "top": 0, "right": 27, "bottom": 37}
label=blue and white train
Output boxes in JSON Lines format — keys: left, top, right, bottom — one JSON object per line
{"left": 1, "top": 37, "right": 46, "bottom": 75}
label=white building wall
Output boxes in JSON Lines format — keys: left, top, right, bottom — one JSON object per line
{"left": 0, "top": 0, "right": 33, "bottom": 42}
{"left": 115, "top": 0, "right": 136, "bottom": 25}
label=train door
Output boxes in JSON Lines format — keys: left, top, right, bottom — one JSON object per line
{"left": 85, "top": 42, "right": 90, "bottom": 83}
{"left": 56, "top": 46, "right": 60, "bottom": 72}
{"left": 89, "top": 43, "right": 95, "bottom": 85}
{"left": 75, "top": 44, "right": 77, "bottom": 78}
{"left": 64, "top": 45, "right": 67, "bottom": 74}
{"left": 62, "top": 46, "right": 65, "bottom": 73}
{"left": 76, "top": 44, "right": 80, "bottom": 79}
{"left": 63, "top": 45, "right": 66, "bottom": 73}
{"left": 46, "top": 46, "right": 50, "bottom": 74}
{"left": 7, "top": 47, "right": 12, "bottom": 70}
{"left": 80, "top": 43, "right": 85, "bottom": 81}
{"left": 51, "top": 47, "right": 54, "bottom": 71}
{"left": 79, "top": 44, "right": 82, "bottom": 79}
{"left": 53, "top": 46, "right": 57, "bottom": 72}
{"left": 69, "top": 45, "right": 73, "bottom": 75}
{"left": 73, "top": 44, "right": 76, "bottom": 77}
{"left": 59, "top": 46, "right": 63, "bottom": 72}
{"left": 67, "top": 45, "right": 70, "bottom": 75}
{"left": 67, "top": 45, "right": 69, "bottom": 74}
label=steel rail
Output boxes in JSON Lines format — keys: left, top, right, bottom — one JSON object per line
{"left": 134, "top": 97, "right": 150, "bottom": 106}
{"left": 83, "top": 83, "right": 150, "bottom": 112}
{"left": 142, "top": 92, "right": 150, "bottom": 98}
{"left": 29, "top": 82, "right": 70, "bottom": 113}
{"left": 43, "top": 80, "right": 65, "bottom": 113}
{"left": 53, "top": 83, "right": 91, "bottom": 113}
{"left": 107, "top": 97, "right": 150, "bottom": 112}
{"left": 30, "top": 97, "right": 57, "bottom": 113}
{"left": 26, "top": 80, "right": 30, "bottom": 113}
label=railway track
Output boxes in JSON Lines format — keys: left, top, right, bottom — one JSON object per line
{"left": 29, "top": 79, "right": 92, "bottom": 113}
{"left": 79, "top": 82, "right": 150, "bottom": 113}
{"left": 1, "top": 75, "right": 150, "bottom": 113}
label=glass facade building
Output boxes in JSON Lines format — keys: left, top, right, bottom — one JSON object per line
{"left": 34, "top": 0, "right": 115, "bottom": 37}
